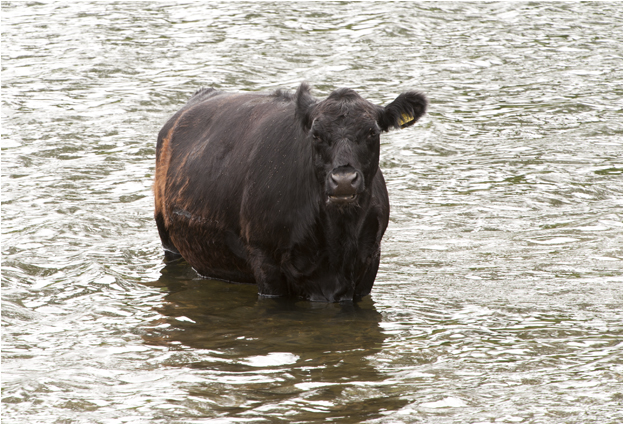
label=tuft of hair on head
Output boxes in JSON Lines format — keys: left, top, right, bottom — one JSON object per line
{"left": 327, "top": 87, "right": 362, "bottom": 103}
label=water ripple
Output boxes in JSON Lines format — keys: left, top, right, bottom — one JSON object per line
{"left": 2, "top": 2, "right": 622, "bottom": 423}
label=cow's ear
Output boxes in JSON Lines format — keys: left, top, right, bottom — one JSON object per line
{"left": 378, "top": 91, "right": 427, "bottom": 132}
{"left": 295, "top": 82, "right": 317, "bottom": 130}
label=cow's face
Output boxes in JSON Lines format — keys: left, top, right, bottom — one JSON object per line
{"left": 308, "top": 96, "right": 381, "bottom": 206}
{"left": 295, "top": 83, "right": 427, "bottom": 208}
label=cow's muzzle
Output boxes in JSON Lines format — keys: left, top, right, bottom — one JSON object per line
{"left": 326, "top": 167, "right": 363, "bottom": 204}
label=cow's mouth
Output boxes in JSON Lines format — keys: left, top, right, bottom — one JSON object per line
{"left": 328, "top": 194, "right": 357, "bottom": 203}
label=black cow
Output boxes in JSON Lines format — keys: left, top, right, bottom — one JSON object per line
{"left": 154, "top": 83, "right": 427, "bottom": 302}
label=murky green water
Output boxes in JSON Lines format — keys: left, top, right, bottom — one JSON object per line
{"left": 2, "top": 2, "right": 622, "bottom": 423}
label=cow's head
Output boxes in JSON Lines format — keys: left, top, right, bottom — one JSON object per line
{"left": 295, "top": 83, "right": 427, "bottom": 208}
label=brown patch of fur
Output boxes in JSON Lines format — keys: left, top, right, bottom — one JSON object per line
{"left": 153, "top": 111, "right": 189, "bottom": 228}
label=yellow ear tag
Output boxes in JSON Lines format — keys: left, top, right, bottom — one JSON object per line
{"left": 398, "top": 113, "right": 414, "bottom": 128}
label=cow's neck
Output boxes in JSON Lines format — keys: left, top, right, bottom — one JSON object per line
{"left": 322, "top": 196, "right": 370, "bottom": 270}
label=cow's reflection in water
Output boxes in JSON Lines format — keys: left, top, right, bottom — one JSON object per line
{"left": 141, "top": 260, "right": 406, "bottom": 422}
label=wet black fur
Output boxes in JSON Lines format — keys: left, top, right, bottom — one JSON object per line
{"left": 154, "top": 82, "right": 427, "bottom": 302}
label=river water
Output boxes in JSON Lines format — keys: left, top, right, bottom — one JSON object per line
{"left": 2, "top": 2, "right": 622, "bottom": 423}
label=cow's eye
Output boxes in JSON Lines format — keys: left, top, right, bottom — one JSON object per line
{"left": 312, "top": 131, "right": 328, "bottom": 145}
{"left": 367, "top": 128, "right": 379, "bottom": 138}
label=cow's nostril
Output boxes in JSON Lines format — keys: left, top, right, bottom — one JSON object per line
{"left": 331, "top": 172, "right": 357, "bottom": 188}
{"left": 328, "top": 170, "right": 361, "bottom": 199}
{"left": 350, "top": 172, "right": 359, "bottom": 187}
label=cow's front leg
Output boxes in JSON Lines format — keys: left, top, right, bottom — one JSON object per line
{"left": 354, "top": 249, "right": 380, "bottom": 300}
{"left": 246, "top": 246, "right": 289, "bottom": 298}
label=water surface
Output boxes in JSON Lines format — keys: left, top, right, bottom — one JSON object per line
{"left": 2, "top": 2, "right": 622, "bottom": 423}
